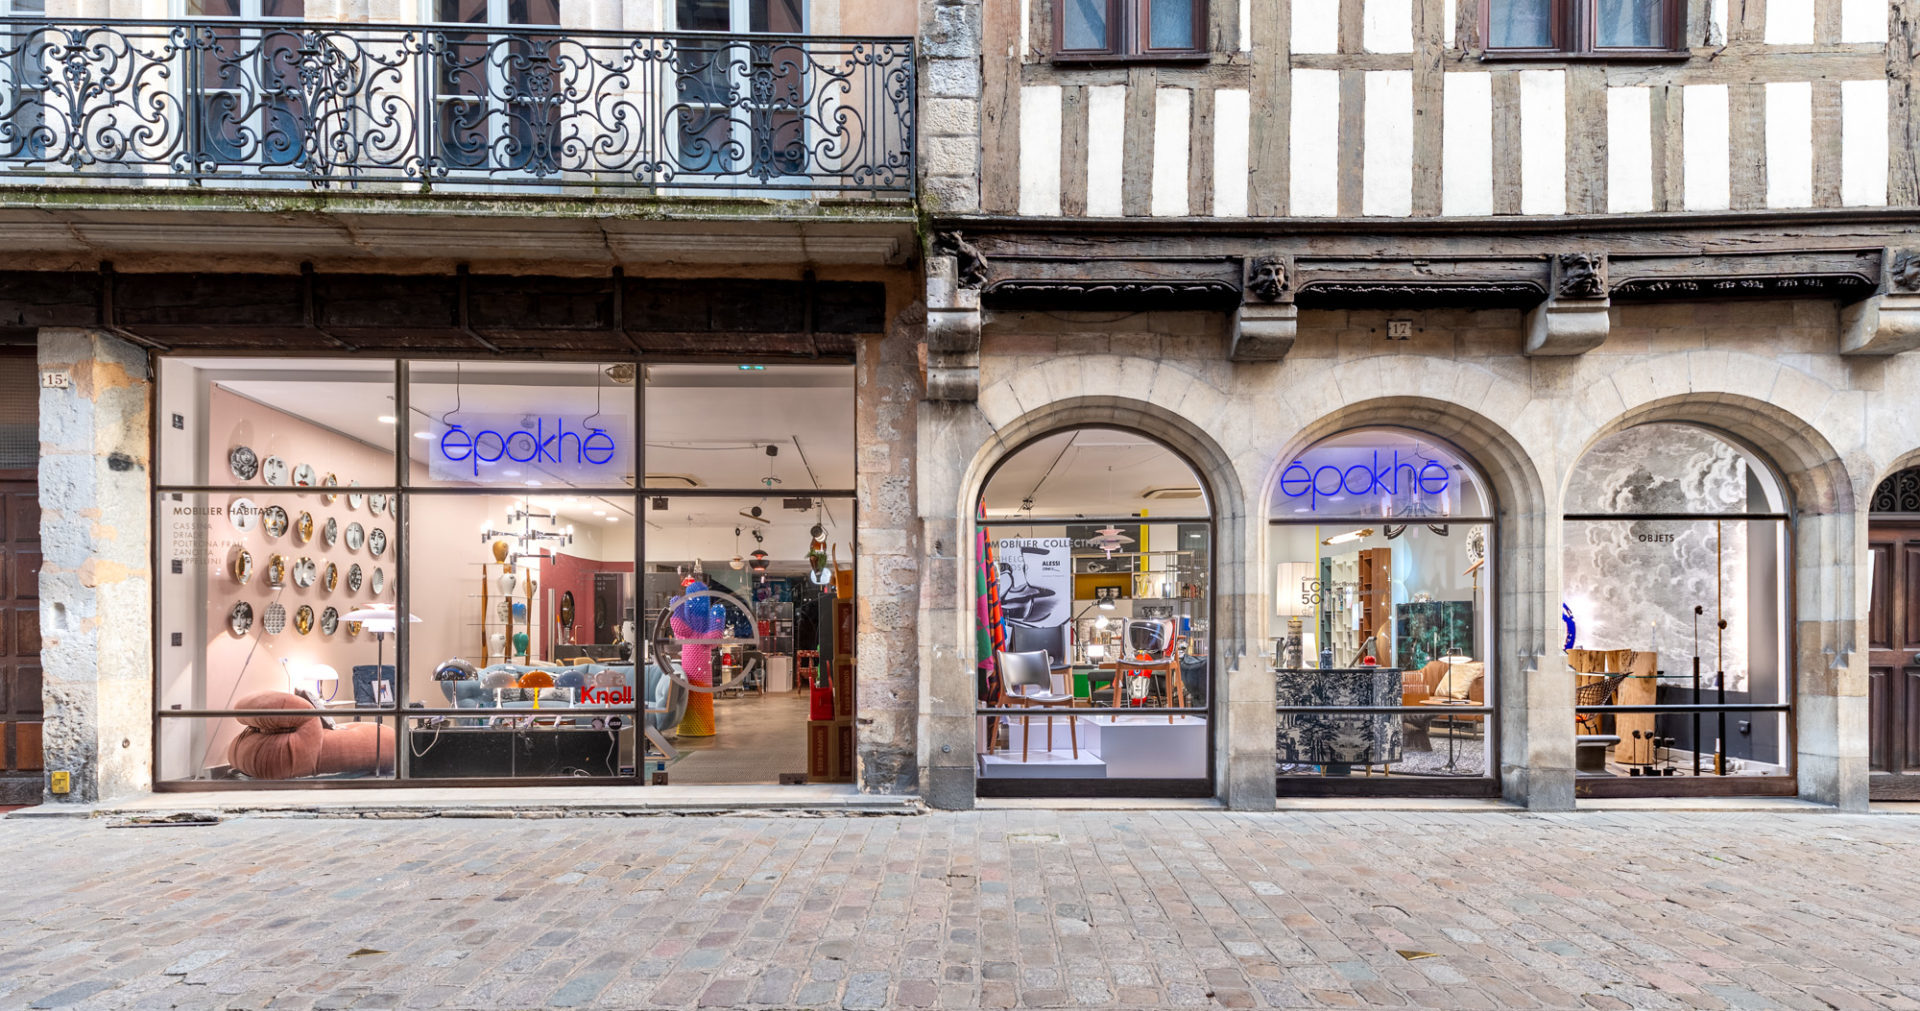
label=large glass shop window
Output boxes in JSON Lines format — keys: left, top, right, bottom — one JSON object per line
{"left": 1562, "top": 423, "right": 1792, "bottom": 792}
{"left": 975, "top": 428, "right": 1213, "bottom": 794}
{"left": 1269, "top": 429, "right": 1495, "bottom": 791}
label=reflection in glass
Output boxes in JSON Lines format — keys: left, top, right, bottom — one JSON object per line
{"left": 645, "top": 364, "right": 854, "bottom": 490}
{"left": 1149, "top": 0, "right": 1195, "bottom": 49}
{"left": 1062, "top": 0, "right": 1110, "bottom": 50}
{"left": 1489, "top": 0, "right": 1553, "bottom": 47}
{"left": 1596, "top": 0, "right": 1663, "bottom": 46}
{"left": 156, "top": 357, "right": 397, "bottom": 488}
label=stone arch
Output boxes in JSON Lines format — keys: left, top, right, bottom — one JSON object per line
{"left": 1560, "top": 394, "right": 1863, "bottom": 809}
{"left": 1258, "top": 397, "right": 1557, "bottom": 806}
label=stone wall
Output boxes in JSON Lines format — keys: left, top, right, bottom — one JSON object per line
{"left": 917, "top": 300, "right": 1896, "bottom": 810}
{"left": 37, "top": 329, "right": 153, "bottom": 805}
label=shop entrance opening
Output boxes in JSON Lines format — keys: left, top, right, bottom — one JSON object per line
{"left": 1868, "top": 466, "right": 1920, "bottom": 800}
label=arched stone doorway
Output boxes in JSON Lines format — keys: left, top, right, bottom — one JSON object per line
{"left": 1867, "top": 465, "right": 1920, "bottom": 799}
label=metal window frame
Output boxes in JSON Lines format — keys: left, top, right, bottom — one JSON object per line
{"left": 1479, "top": 0, "right": 1689, "bottom": 59}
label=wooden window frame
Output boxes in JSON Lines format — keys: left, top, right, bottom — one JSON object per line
{"left": 1480, "top": 0, "right": 1688, "bottom": 60}
{"left": 1052, "top": 0, "right": 1210, "bottom": 64}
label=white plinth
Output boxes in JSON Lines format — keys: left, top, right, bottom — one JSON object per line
{"left": 1077, "top": 715, "right": 1208, "bottom": 779}
{"left": 765, "top": 656, "right": 793, "bottom": 693}
{"left": 978, "top": 751, "right": 1109, "bottom": 778}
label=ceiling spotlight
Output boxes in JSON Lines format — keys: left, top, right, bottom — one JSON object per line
{"left": 651, "top": 496, "right": 669, "bottom": 510}
{"left": 413, "top": 431, "right": 433, "bottom": 440}
{"left": 765, "top": 444, "right": 779, "bottom": 457}
{"left": 377, "top": 415, "right": 397, "bottom": 424}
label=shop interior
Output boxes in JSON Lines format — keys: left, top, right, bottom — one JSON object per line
{"left": 975, "top": 428, "right": 1213, "bottom": 784}
{"left": 154, "top": 358, "right": 856, "bottom": 786}
{"left": 1561, "top": 422, "right": 1790, "bottom": 783}
{"left": 1268, "top": 430, "right": 1494, "bottom": 781}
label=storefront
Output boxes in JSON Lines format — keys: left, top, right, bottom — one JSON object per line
{"left": 152, "top": 355, "right": 864, "bottom": 788}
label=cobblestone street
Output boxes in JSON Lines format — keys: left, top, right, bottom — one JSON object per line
{"left": 5, "top": 809, "right": 1920, "bottom": 1010}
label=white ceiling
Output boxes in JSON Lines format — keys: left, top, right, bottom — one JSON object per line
{"left": 980, "top": 429, "right": 1207, "bottom": 520}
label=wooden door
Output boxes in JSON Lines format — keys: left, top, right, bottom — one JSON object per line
{"left": 1867, "top": 523, "right": 1920, "bottom": 799}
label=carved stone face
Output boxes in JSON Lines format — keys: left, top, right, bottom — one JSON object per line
{"left": 1558, "top": 253, "right": 1605, "bottom": 299}
{"left": 1892, "top": 250, "right": 1920, "bottom": 292}
{"left": 1248, "top": 257, "right": 1286, "bottom": 302}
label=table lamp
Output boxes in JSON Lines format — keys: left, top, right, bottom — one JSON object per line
{"left": 342, "top": 604, "right": 421, "bottom": 699}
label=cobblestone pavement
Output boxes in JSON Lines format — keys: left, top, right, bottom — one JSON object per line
{"left": 5, "top": 809, "right": 1920, "bottom": 1010}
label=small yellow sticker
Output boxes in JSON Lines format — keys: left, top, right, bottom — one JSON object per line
{"left": 49, "top": 771, "right": 71, "bottom": 794}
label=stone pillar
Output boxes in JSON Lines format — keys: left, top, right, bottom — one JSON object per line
{"left": 37, "top": 328, "right": 153, "bottom": 805}
{"left": 1794, "top": 508, "right": 1869, "bottom": 810}
{"left": 853, "top": 316, "right": 923, "bottom": 794}
{"left": 917, "top": 402, "right": 996, "bottom": 810}
{"left": 1501, "top": 508, "right": 1575, "bottom": 810}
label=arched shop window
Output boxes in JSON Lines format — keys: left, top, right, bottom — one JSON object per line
{"left": 1269, "top": 429, "right": 1496, "bottom": 795}
{"left": 1562, "top": 423, "right": 1793, "bottom": 797}
{"left": 975, "top": 428, "right": 1213, "bottom": 797}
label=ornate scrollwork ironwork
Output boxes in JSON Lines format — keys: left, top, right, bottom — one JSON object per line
{"left": 0, "top": 18, "right": 914, "bottom": 192}
{"left": 1872, "top": 468, "right": 1920, "bottom": 514}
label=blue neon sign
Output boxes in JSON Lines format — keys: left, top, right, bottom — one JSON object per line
{"left": 430, "top": 415, "right": 627, "bottom": 481}
{"left": 1278, "top": 451, "right": 1449, "bottom": 510}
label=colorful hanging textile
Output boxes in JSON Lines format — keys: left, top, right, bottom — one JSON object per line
{"left": 976, "top": 505, "right": 1005, "bottom": 702}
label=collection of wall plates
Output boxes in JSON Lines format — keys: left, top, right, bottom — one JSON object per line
{"left": 225, "top": 444, "right": 397, "bottom": 639}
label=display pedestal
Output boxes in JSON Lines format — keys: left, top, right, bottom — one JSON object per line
{"left": 1078, "top": 715, "right": 1207, "bottom": 778}
{"left": 978, "top": 751, "right": 1109, "bottom": 778}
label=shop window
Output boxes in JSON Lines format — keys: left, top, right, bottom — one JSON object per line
{"left": 1484, "top": 0, "right": 1685, "bottom": 57}
{"left": 1270, "top": 429, "right": 1496, "bottom": 794}
{"left": 1562, "top": 423, "right": 1792, "bottom": 796}
{"left": 153, "top": 356, "right": 856, "bottom": 787}
{"left": 1055, "top": 0, "right": 1209, "bottom": 61}
{"left": 976, "top": 428, "right": 1213, "bottom": 797}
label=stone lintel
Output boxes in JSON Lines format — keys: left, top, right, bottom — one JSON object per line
{"left": 1229, "top": 302, "right": 1298, "bottom": 362}
{"left": 1839, "top": 292, "right": 1920, "bottom": 356}
{"left": 1524, "top": 298, "right": 1611, "bottom": 356}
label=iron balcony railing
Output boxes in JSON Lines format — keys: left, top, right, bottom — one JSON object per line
{"left": 0, "top": 17, "right": 913, "bottom": 194}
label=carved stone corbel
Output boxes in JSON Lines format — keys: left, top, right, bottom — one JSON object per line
{"left": 1230, "top": 255, "right": 1296, "bottom": 361}
{"left": 1525, "top": 252, "right": 1610, "bottom": 356}
{"left": 925, "top": 233, "right": 984, "bottom": 401}
{"left": 1840, "top": 248, "right": 1920, "bottom": 356}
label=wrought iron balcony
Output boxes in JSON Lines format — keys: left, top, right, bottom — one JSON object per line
{"left": 0, "top": 18, "right": 913, "bottom": 196}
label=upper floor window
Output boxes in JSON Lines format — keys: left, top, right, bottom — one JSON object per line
{"left": 1486, "top": 0, "right": 1683, "bottom": 56}
{"left": 1055, "top": 0, "right": 1208, "bottom": 61}
{"left": 185, "top": 0, "right": 303, "bottom": 15}
{"left": 431, "top": 0, "right": 558, "bottom": 26}
{"left": 676, "top": 0, "right": 804, "bottom": 33}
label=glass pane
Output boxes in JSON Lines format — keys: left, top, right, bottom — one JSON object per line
{"left": 981, "top": 429, "right": 1210, "bottom": 520}
{"left": 677, "top": 0, "right": 730, "bottom": 30}
{"left": 407, "top": 361, "right": 636, "bottom": 490}
{"left": 1489, "top": 0, "right": 1553, "bottom": 47}
{"left": 1596, "top": 0, "right": 1663, "bottom": 46}
{"left": 1062, "top": 0, "right": 1110, "bottom": 50}
{"left": 643, "top": 495, "right": 848, "bottom": 784}
{"left": 751, "top": 0, "right": 804, "bottom": 33}
{"left": 1267, "top": 427, "right": 1489, "bottom": 520}
{"left": 1565, "top": 423, "right": 1786, "bottom": 514}
{"left": 160, "top": 715, "right": 395, "bottom": 782}
{"left": 9, "top": 0, "right": 47, "bottom": 13}
{"left": 1149, "top": 0, "right": 1195, "bottom": 49}
{"left": 436, "top": 0, "right": 487, "bottom": 24}
{"left": 645, "top": 364, "right": 854, "bottom": 490}
{"left": 1271, "top": 521, "right": 1492, "bottom": 780}
{"left": 259, "top": 0, "right": 304, "bottom": 18}
{"left": 157, "top": 357, "right": 398, "bottom": 489}
{"left": 508, "top": 0, "right": 560, "bottom": 26}
{"left": 185, "top": 0, "right": 244, "bottom": 16}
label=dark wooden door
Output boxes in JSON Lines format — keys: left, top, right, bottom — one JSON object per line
{"left": 1867, "top": 523, "right": 1920, "bottom": 799}
{"left": 0, "top": 478, "right": 39, "bottom": 805}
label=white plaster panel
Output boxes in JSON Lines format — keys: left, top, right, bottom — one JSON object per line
{"left": 1710, "top": 0, "right": 1727, "bottom": 42}
{"left": 1363, "top": 0, "right": 1413, "bottom": 52}
{"left": 1442, "top": 71, "right": 1493, "bottom": 216}
{"left": 1765, "top": 81, "right": 1813, "bottom": 209}
{"left": 1020, "top": 0, "right": 1031, "bottom": 56}
{"left": 1445, "top": 0, "right": 1457, "bottom": 47}
{"left": 1683, "top": 84, "right": 1731, "bottom": 211}
{"left": 1519, "top": 70, "right": 1566, "bottom": 215}
{"left": 1290, "top": 69, "right": 1341, "bottom": 216}
{"left": 1362, "top": 70, "right": 1413, "bottom": 216}
{"left": 1840, "top": 78, "right": 1889, "bottom": 207}
{"left": 1765, "top": 0, "right": 1814, "bottom": 43}
{"left": 1018, "top": 85, "right": 1063, "bottom": 217}
{"left": 1241, "top": 0, "right": 1253, "bottom": 50}
{"left": 1840, "top": 0, "right": 1888, "bottom": 42}
{"left": 1086, "top": 85, "right": 1127, "bottom": 217}
{"left": 1606, "top": 86, "right": 1653, "bottom": 213}
{"left": 1151, "top": 87, "right": 1193, "bottom": 217}
{"left": 1213, "top": 88, "right": 1251, "bottom": 217}
{"left": 1292, "top": 0, "right": 1340, "bottom": 53}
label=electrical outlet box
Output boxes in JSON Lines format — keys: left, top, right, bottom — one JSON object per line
{"left": 49, "top": 771, "right": 70, "bottom": 794}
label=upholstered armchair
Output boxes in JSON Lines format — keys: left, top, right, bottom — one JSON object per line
{"left": 227, "top": 690, "right": 395, "bottom": 779}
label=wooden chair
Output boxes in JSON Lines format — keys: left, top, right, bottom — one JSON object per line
{"left": 995, "top": 649, "right": 1078, "bottom": 760}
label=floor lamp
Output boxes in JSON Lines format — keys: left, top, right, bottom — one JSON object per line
{"left": 343, "top": 604, "right": 421, "bottom": 705}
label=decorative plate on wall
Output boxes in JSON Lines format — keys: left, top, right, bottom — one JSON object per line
{"left": 228, "top": 446, "right": 259, "bottom": 481}
{"left": 323, "top": 516, "right": 338, "bottom": 547}
{"left": 261, "top": 455, "right": 289, "bottom": 486}
{"left": 321, "top": 473, "right": 339, "bottom": 504}
{"left": 262, "top": 505, "right": 289, "bottom": 539}
{"left": 230, "top": 548, "right": 254, "bottom": 585}
{"left": 323, "top": 562, "right": 338, "bottom": 593}
{"left": 291, "top": 557, "right": 316, "bottom": 588}
{"left": 368, "top": 527, "right": 387, "bottom": 558}
{"left": 229, "top": 601, "right": 253, "bottom": 636}
{"left": 346, "top": 563, "right": 363, "bottom": 593}
{"left": 293, "top": 604, "right": 315, "bottom": 635}
{"left": 229, "top": 497, "right": 259, "bottom": 532}
{"left": 266, "top": 553, "right": 287, "bottom": 587}
{"left": 262, "top": 601, "right": 287, "bottom": 635}
{"left": 387, "top": 496, "right": 399, "bottom": 519}
{"left": 292, "top": 463, "right": 316, "bottom": 487}
{"left": 344, "top": 522, "right": 364, "bottom": 551}
{"left": 347, "top": 481, "right": 364, "bottom": 511}
{"left": 320, "top": 606, "right": 339, "bottom": 635}
{"left": 295, "top": 510, "right": 314, "bottom": 543}
{"left": 368, "top": 493, "right": 388, "bottom": 515}
{"left": 558, "top": 590, "right": 575, "bottom": 630}
{"left": 370, "top": 567, "right": 385, "bottom": 595}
